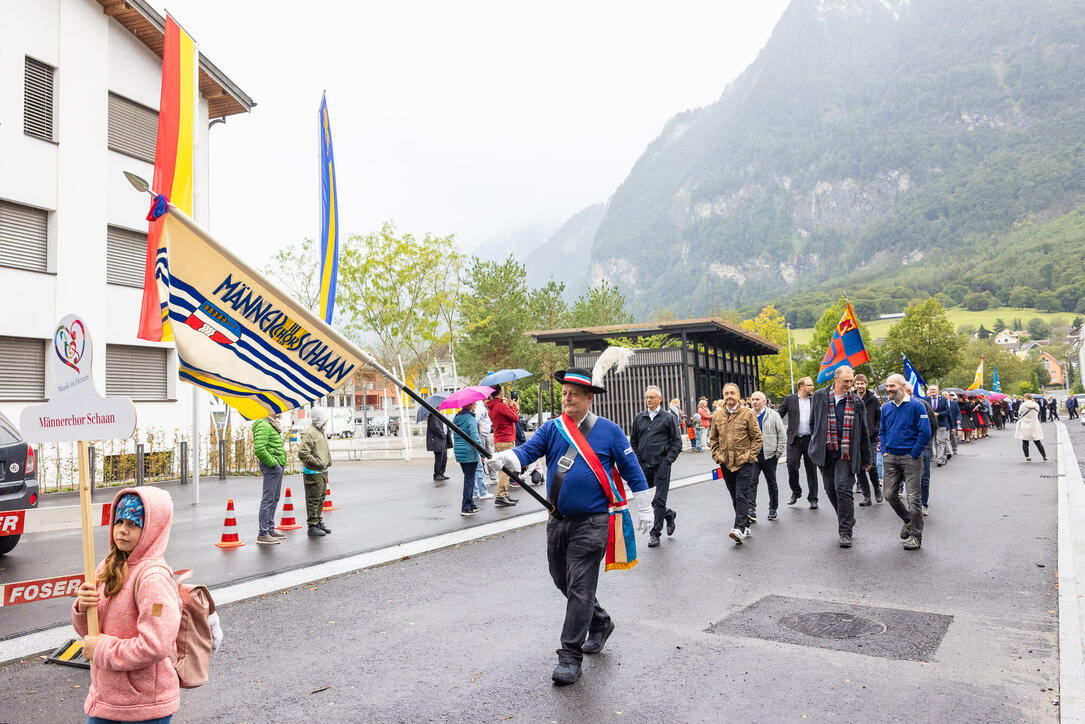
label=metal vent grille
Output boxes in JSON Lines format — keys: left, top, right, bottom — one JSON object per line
{"left": 106, "top": 226, "right": 146, "bottom": 288}
{"left": 0, "top": 337, "right": 46, "bottom": 401}
{"left": 107, "top": 93, "right": 158, "bottom": 163}
{"left": 106, "top": 344, "right": 168, "bottom": 401}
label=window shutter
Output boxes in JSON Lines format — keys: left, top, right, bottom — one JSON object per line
{"left": 24, "top": 57, "right": 54, "bottom": 141}
{"left": 106, "top": 344, "right": 168, "bottom": 401}
{"left": 107, "top": 93, "right": 158, "bottom": 163}
{"left": 0, "top": 200, "right": 49, "bottom": 273}
{"left": 0, "top": 337, "right": 46, "bottom": 401}
{"left": 106, "top": 226, "right": 147, "bottom": 287}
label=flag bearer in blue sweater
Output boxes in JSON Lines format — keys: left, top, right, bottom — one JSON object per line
{"left": 489, "top": 367, "right": 653, "bottom": 687}
{"left": 880, "top": 373, "right": 933, "bottom": 550}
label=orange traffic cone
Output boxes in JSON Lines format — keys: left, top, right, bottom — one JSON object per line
{"left": 215, "top": 498, "right": 245, "bottom": 548}
{"left": 275, "top": 487, "right": 303, "bottom": 530}
{"left": 322, "top": 484, "right": 338, "bottom": 512}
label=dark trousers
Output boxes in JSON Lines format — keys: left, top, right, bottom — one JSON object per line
{"left": 257, "top": 462, "right": 283, "bottom": 535}
{"left": 786, "top": 435, "right": 818, "bottom": 502}
{"left": 643, "top": 462, "right": 675, "bottom": 537}
{"left": 884, "top": 453, "right": 924, "bottom": 539}
{"left": 751, "top": 450, "right": 779, "bottom": 512}
{"left": 921, "top": 448, "right": 931, "bottom": 507}
{"left": 546, "top": 513, "right": 611, "bottom": 664}
{"left": 459, "top": 461, "right": 478, "bottom": 511}
{"left": 1069, "top": 407, "right": 1079, "bottom": 419}
{"left": 302, "top": 472, "right": 327, "bottom": 526}
{"left": 432, "top": 449, "right": 448, "bottom": 478}
{"left": 857, "top": 442, "right": 881, "bottom": 498}
{"left": 721, "top": 462, "right": 758, "bottom": 530}
{"left": 819, "top": 453, "right": 856, "bottom": 537}
{"left": 1022, "top": 440, "right": 1047, "bottom": 459}
{"left": 1050, "top": 407, "right": 1060, "bottom": 421}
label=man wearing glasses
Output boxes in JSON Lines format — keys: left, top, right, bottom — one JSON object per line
{"left": 778, "top": 377, "right": 820, "bottom": 508}
{"left": 630, "top": 385, "right": 683, "bottom": 548}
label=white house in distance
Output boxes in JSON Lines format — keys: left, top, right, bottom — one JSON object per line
{"left": 0, "top": 1, "right": 253, "bottom": 446}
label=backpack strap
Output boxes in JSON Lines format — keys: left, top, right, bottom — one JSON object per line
{"left": 132, "top": 563, "right": 178, "bottom": 608}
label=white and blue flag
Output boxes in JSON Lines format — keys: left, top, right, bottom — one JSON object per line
{"left": 902, "top": 354, "right": 927, "bottom": 398}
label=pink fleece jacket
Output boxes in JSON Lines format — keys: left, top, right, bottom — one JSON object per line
{"left": 72, "top": 486, "right": 182, "bottom": 721}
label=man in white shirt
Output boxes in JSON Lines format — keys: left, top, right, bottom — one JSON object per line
{"left": 778, "top": 377, "right": 819, "bottom": 508}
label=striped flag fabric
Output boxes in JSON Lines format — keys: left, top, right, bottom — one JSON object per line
{"left": 817, "top": 301, "right": 869, "bottom": 384}
{"left": 318, "top": 93, "right": 339, "bottom": 325}
{"left": 138, "top": 15, "right": 197, "bottom": 343}
{"left": 902, "top": 353, "right": 927, "bottom": 398}
{"left": 967, "top": 356, "right": 984, "bottom": 390}
{"left": 153, "top": 205, "right": 359, "bottom": 420}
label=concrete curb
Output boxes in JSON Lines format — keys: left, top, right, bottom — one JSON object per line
{"left": 0, "top": 469, "right": 715, "bottom": 664}
{"left": 1058, "top": 422, "right": 1085, "bottom": 721}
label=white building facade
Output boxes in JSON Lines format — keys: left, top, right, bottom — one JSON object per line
{"left": 0, "top": 0, "right": 252, "bottom": 448}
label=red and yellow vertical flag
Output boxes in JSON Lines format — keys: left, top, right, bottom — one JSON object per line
{"left": 138, "top": 15, "right": 197, "bottom": 342}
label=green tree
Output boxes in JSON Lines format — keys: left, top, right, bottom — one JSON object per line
{"left": 569, "top": 280, "right": 634, "bottom": 327}
{"left": 1008, "top": 286, "right": 1035, "bottom": 308}
{"left": 339, "top": 223, "right": 457, "bottom": 374}
{"left": 740, "top": 304, "right": 792, "bottom": 400}
{"left": 1036, "top": 290, "right": 1062, "bottom": 313}
{"left": 993, "top": 317, "right": 1007, "bottom": 332}
{"left": 976, "top": 324, "right": 992, "bottom": 339}
{"left": 799, "top": 297, "right": 877, "bottom": 384}
{"left": 963, "top": 291, "right": 995, "bottom": 311}
{"left": 526, "top": 280, "right": 570, "bottom": 417}
{"left": 264, "top": 237, "right": 321, "bottom": 314}
{"left": 882, "top": 297, "right": 965, "bottom": 381}
{"left": 457, "top": 255, "right": 531, "bottom": 381}
{"left": 1027, "top": 317, "right": 1052, "bottom": 339}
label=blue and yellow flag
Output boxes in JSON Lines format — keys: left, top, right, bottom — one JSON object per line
{"left": 318, "top": 93, "right": 339, "bottom": 325}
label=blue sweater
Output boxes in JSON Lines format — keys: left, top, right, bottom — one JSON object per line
{"left": 513, "top": 416, "right": 648, "bottom": 516}
{"left": 879, "top": 397, "right": 933, "bottom": 458}
{"left": 451, "top": 411, "right": 480, "bottom": 463}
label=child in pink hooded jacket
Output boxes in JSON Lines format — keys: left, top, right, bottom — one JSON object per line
{"left": 73, "top": 486, "right": 182, "bottom": 723}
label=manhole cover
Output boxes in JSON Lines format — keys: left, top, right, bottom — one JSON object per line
{"left": 779, "top": 611, "right": 886, "bottom": 639}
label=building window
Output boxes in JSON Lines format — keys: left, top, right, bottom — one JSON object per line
{"left": 0, "top": 199, "right": 49, "bottom": 273}
{"left": 107, "top": 92, "right": 158, "bottom": 163}
{"left": 106, "top": 225, "right": 146, "bottom": 288}
{"left": 0, "top": 337, "right": 46, "bottom": 401}
{"left": 106, "top": 344, "right": 168, "bottom": 401}
{"left": 24, "top": 56, "right": 55, "bottom": 142}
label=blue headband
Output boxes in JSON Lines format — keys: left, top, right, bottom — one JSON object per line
{"left": 115, "top": 493, "right": 144, "bottom": 528}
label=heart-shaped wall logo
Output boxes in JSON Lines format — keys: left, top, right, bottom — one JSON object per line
{"left": 54, "top": 319, "right": 86, "bottom": 373}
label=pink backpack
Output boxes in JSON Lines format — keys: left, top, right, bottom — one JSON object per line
{"left": 135, "top": 566, "right": 219, "bottom": 688}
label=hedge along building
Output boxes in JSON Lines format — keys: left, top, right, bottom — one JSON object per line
{"left": 0, "top": 0, "right": 254, "bottom": 489}
{"left": 527, "top": 318, "right": 780, "bottom": 433}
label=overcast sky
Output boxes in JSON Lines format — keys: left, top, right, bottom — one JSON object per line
{"left": 166, "top": 1, "right": 789, "bottom": 262}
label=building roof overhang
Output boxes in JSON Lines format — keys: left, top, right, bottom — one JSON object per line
{"left": 526, "top": 317, "right": 781, "bottom": 356}
{"left": 96, "top": 0, "right": 255, "bottom": 118}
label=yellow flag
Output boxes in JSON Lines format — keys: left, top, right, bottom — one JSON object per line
{"left": 966, "top": 356, "right": 984, "bottom": 390}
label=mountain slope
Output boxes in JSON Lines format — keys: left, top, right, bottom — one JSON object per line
{"left": 590, "top": 0, "right": 1085, "bottom": 317}
{"left": 524, "top": 202, "right": 606, "bottom": 296}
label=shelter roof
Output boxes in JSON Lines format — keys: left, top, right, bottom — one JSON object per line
{"left": 526, "top": 317, "right": 780, "bottom": 356}
{"left": 95, "top": 0, "right": 255, "bottom": 118}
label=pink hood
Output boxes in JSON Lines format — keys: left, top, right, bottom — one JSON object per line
{"left": 72, "top": 486, "right": 182, "bottom": 720}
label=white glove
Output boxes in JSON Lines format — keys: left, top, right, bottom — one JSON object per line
{"left": 633, "top": 489, "right": 653, "bottom": 534}
{"left": 487, "top": 449, "right": 521, "bottom": 476}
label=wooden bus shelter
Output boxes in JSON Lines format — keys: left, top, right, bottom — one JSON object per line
{"left": 527, "top": 318, "right": 780, "bottom": 432}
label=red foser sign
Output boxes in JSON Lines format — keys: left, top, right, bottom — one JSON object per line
{"left": 1, "top": 573, "right": 85, "bottom": 606}
{"left": 0, "top": 510, "right": 26, "bottom": 536}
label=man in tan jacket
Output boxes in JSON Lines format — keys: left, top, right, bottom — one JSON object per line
{"left": 709, "top": 382, "right": 763, "bottom": 545}
{"left": 299, "top": 407, "right": 333, "bottom": 537}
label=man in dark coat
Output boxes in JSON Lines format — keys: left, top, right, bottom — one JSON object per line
{"left": 808, "top": 366, "right": 872, "bottom": 548}
{"left": 778, "top": 377, "right": 819, "bottom": 508}
{"left": 629, "top": 384, "right": 683, "bottom": 548}
{"left": 426, "top": 411, "right": 453, "bottom": 481}
{"left": 853, "top": 374, "right": 882, "bottom": 505}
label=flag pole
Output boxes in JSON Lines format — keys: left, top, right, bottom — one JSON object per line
{"left": 123, "top": 173, "right": 551, "bottom": 512}
{"left": 786, "top": 322, "right": 795, "bottom": 394}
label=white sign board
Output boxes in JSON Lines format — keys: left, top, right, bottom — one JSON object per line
{"left": 19, "top": 315, "right": 137, "bottom": 443}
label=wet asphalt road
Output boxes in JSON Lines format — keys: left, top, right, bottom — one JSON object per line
{"left": 0, "top": 426, "right": 1064, "bottom": 722}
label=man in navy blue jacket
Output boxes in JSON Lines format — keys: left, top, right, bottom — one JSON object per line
{"left": 489, "top": 367, "right": 652, "bottom": 686}
{"left": 880, "top": 373, "right": 933, "bottom": 550}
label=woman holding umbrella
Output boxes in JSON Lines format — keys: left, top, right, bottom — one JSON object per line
{"left": 453, "top": 401, "right": 484, "bottom": 516}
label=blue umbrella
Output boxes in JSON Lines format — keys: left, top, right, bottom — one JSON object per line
{"left": 478, "top": 369, "right": 533, "bottom": 387}
{"left": 416, "top": 393, "right": 448, "bottom": 421}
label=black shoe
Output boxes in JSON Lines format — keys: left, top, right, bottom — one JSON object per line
{"left": 318, "top": 522, "right": 332, "bottom": 534}
{"left": 903, "top": 535, "right": 922, "bottom": 550}
{"left": 582, "top": 620, "right": 615, "bottom": 654}
{"left": 649, "top": 534, "right": 660, "bottom": 548}
{"left": 494, "top": 497, "right": 516, "bottom": 507}
{"left": 874, "top": 490, "right": 884, "bottom": 503}
{"left": 307, "top": 525, "right": 326, "bottom": 537}
{"left": 859, "top": 496, "right": 872, "bottom": 507}
{"left": 552, "top": 660, "right": 582, "bottom": 685}
{"left": 747, "top": 512, "right": 757, "bottom": 524}
{"left": 768, "top": 509, "right": 777, "bottom": 520}
{"left": 788, "top": 494, "right": 799, "bottom": 505}
{"left": 665, "top": 510, "right": 676, "bottom": 535}
{"left": 900, "top": 521, "right": 912, "bottom": 540}
{"left": 839, "top": 535, "right": 853, "bottom": 548}
{"left": 810, "top": 501, "right": 819, "bottom": 510}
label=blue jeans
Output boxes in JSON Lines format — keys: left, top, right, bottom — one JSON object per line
{"left": 473, "top": 463, "right": 488, "bottom": 497}
{"left": 695, "top": 426, "right": 706, "bottom": 451}
{"left": 89, "top": 717, "right": 172, "bottom": 724}
{"left": 460, "top": 461, "right": 478, "bottom": 512}
{"left": 876, "top": 449, "right": 884, "bottom": 480}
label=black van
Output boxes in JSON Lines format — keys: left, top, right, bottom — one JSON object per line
{"left": 0, "top": 412, "right": 39, "bottom": 556}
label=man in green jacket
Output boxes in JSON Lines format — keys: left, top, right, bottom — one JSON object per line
{"left": 299, "top": 408, "right": 333, "bottom": 537}
{"left": 253, "top": 412, "right": 288, "bottom": 545}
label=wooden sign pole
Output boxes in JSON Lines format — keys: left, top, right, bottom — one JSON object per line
{"left": 77, "top": 440, "right": 99, "bottom": 637}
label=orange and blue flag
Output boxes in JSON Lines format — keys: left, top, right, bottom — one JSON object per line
{"left": 318, "top": 92, "right": 339, "bottom": 325}
{"left": 817, "top": 301, "right": 869, "bottom": 384}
